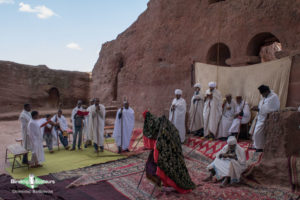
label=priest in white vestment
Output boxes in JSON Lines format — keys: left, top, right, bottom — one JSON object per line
{"left": 203, "top": 82, "right": 223, "bottom": 139}
{"left": 113, "top": 101, "right": 135, "bottom": 153}
{"left": 84, "top": 99, "right": 95, "bottom": 148}
{"left": 71, "top": 100, "right": 83, "bottom": 133}
{"left": 229, "top": 96, "right": 251, "bottom": 136}
{"left": 204, "top": 136, "right": 246, "bottom": 187}
{"left": 19, "top": 104, "right": 31, "bottom": 164}
{"left": 189, "top": 83, "right": 204, "bottom": 136}
{"left": 169, "top": 89, "right": 187, "bottom": 143}
{"left": 218, "top": 94, "right": 236, "bottom": 139}
{"left": 251, "top": 85, "right": 280, "bottom": 152}
{"left": 88, "top": 98, "right": 105, "bottom": 152}
{"left": 27, "top": 111, "right": 45, "bottom": 167}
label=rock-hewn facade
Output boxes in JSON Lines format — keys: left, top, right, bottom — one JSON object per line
{"left": 92, "top": 0, "right": 300, "bottom": 119}
{"left": 0, "top": 61, "right": 90, "bottom": 113}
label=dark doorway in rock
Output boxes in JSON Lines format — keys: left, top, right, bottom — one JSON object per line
{"left": 209, "top": 0, "right": 225, "bottom": 4}
{"left": 247, "top": 32, "right": 282, "bottom": 64}
{"left": 113, "top": 57, "right": 124, "bottom": 101}
{"left": 48, "top": 87, "right": 60, "bottom": 108}
{"left": 206, "top": 43, "right": 231, "bottom": 66}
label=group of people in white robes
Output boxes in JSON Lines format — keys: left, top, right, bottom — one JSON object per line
{"left": 169, "top": 82, "right": 280, "bottom": 152}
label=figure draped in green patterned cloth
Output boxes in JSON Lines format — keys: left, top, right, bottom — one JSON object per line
{"left": 143, "top": 111, "right": 196, "bottom": 193}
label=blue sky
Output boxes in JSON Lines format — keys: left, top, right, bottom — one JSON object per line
{"left": 0, "top": 0, "right": 149, "bottom": 72}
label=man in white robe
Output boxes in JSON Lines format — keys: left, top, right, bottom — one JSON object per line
{"left": 51, "top": 110, "right": 70, "bottom": 150}
{"left": 204, "top": 136, "right": 246, "bottom": 187}
{"left": 203, "top": 82, "right": 223, "bottom": 139}
{"left": 229, "top": 96, "right": 251, "bottom": 138}
{"left": 189, "top": 83, "right": 204, "bottom": 136}
{"left": 251, "top": 85, "right": 280, "bottom": 152}
{"left": 218, "top": 94, "right": 236, "bottom": 139}
{"left": 169, "top": 89, "right": 187, "bottom": 143}
{"left": 84, "top": 99, "right": 95, "bottom": 148}
{"left": 19, "top": 103, "right": 31, "bottom": 164}
{"left": 71, "top": 100, "right": 83, "bottom": 133}
{"left": 88, "top": 98, "right": 105, "bottom": 152}
{"left": 27, "top": 111, "right": 45, "bottom": 167}
{"left": 113, "top": 101, "right": 135, "bottom": 153}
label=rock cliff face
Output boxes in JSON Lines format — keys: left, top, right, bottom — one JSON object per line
{"left": 92, "top": 0, "right": 300, "bottom": 118}
{"left": 0, "top": 61, "right": 90, "bottom": 113}
{"left": 246, "top": 111, "right": 300, "bottom": 188}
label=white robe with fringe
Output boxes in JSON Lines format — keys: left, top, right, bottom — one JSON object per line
{"left": 27, "top": 119, "right": 45, "bottom": 164}
{"left": 229, "top": 100, "right": 251, "bottom": 133}
{"left": 252, "top": 91, "right": 280, "bottom": 149}
{"left": 207, "top": 144, "right": 246, "bottom": 182}
{"left": 88, "top": 104, "right": 105, "bottom": 146}
{"left": 203, "top": 89, "right": 223, "bottom": 137}
{"left": 169, "top": 98, "right": 187, "bottom": 143}
{"left": 19, "top": 110, "right": 32, "bottom": 150}
{"left": 113, "top": 107, "right": 135, "bottom": 150}
{"left": 189, "top": 92, "right": 204, "bottom": 132}
{"left": 218, "top": 101, "right": 236, "bottom": 138}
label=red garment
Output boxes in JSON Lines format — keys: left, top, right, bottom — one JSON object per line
{"left": 77, "top": 110, "right": 89, "bottom": 116}
{"left": 143, "top": 136, "right": 156, "bottom": 150}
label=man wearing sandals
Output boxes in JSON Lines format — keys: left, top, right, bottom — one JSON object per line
{"left": 203, "top": 136, "right": 246, "bottom": 187}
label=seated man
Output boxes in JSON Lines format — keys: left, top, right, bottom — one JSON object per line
{"left": 217, "top": 94, "right": 236, "bottom": 140}
{"left": 51, "top": 110, "right": 70, "bottom": 150}
{"left": 204, "top": 136, "right": 246, "bottom": 187}
{"left": 229, "top": 96, "right": 251, "bottom": 139}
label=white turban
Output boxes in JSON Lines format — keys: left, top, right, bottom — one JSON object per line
{"left": 227, "top": 136, "right": 237, "bottom": 145}
{"left": 208, "top": 81, "right": 216, "bottom": 88}
{"left": 194, "top": 83, "right": 201, "bottom": 89}
{"left": 175, "top": 89, "right": 182, "bottom": 95}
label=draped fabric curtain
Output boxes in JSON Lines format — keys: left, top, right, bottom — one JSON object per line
{"left": 194, "top": 57, "right": 292, "bottom": 108}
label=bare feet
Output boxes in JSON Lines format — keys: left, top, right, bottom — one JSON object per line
{"left": 203, "top": 175, "right": 212, "bottom": 182}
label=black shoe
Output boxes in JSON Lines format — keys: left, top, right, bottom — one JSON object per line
{"left": 256, "top": 149, "right": 263, "bottom": 152}
{"left": 118, "top": 146, "right": 122, "bottom": 154}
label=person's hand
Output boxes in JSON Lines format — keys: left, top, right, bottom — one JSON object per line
{"left": 96, "top": 105, "right": 100, "bottom": 111}
{"left": 227, "top": 106, "right": 231, "bottom": 110}
{"left": 251, "top": 106, "right": 259, "bottom": 111}
{"left": 234, "top": 114, "right": 239, "bottom": 118}
{"left": 171, "top": 105, "right": 176, "bottom": 111}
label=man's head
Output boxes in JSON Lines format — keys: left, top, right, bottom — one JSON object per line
{"left": 208, "top": 82, "right": 216, "bottom": 92}
{"left": 90, "top": 99, "right": 95, "bottom": 106}
{"left": 194, "top": 83, "right": 201, "bottom": 93}
{"left": 45, "top": 114, "right": 51, "bottom": 121}
{"left": 236, "top": 96, "right": 243, "bottom": 104}
{"left": 77, "top": 100, "right": 82, "bottom": 108}
{"left": 175, "top": 89, "right": 182, "bottom": 99}
{"left": 24, "top": 104, "right": 31, "bottom": 112}
{"left": 58, "top": 109, "right": 62, "bottom": 117}
{"left": 258, "top": 85, "right": 270, "bottom": 98}
{"left": 31, "top": 111, "right": 39, "bottom": 120}
{"left": 124, "top": 101, "right": 129, "bottom": 109}
{"left": 94, "top": 98, "right": 100, "bottom": 106}
{"left": 225, "top": 94, "right": 232, "bottom": 103}
{"left": 227, "top": 136, "right": 237, "bottom": 150}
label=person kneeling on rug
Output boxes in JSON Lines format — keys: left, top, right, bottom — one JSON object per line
{"left": 203, "top": 136, "right": 246, "bottom": 187}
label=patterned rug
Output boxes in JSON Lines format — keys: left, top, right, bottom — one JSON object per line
{"left": 108, "top": 155, "right": 298, "bottom": 200}
{"left": 185, "top": 136, "right": 252, "bottom": 160}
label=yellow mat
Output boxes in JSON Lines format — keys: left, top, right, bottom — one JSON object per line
{"left": 6, "top": 146, "right": 126, "bottom": 179}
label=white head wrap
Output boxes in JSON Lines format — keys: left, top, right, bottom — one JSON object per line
{"left": 227, "top": 136, "right": 237, "bottom": 145}
{"left": 175, "top": 89, "right": 182, "bottom": 95}
{"left": 193, "top": 83, "right": 201, "bottom": 89}
{"left": 208, "top": 81, "right": 217, "bottom": 88}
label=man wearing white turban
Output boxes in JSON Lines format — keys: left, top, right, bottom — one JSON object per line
{"left": 169, "top": 89, "right": 187, "bottom": 143}
{"left": 204, "top": 136, "right": 246, "bottom": 187}
{"left": 217, "top": 94, "right": 237, "bottom": 139}
{"left": 189, "top": 83, "right": 204, "bottom": 136}
{"left": 203, "top": 82, "right": 223, "bottom": 139}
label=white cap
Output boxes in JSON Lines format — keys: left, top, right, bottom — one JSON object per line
{"left": 194, "top": 83, "right": 201, "bottom": 89}
{"left": 227, "top": 136, "right": 237, "bottom": 145}
{"left": 208, "top": 81, "right": 216, "bottom": 88}
{"left": 175, "top": 89, "right": 183, "bottom": 95}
